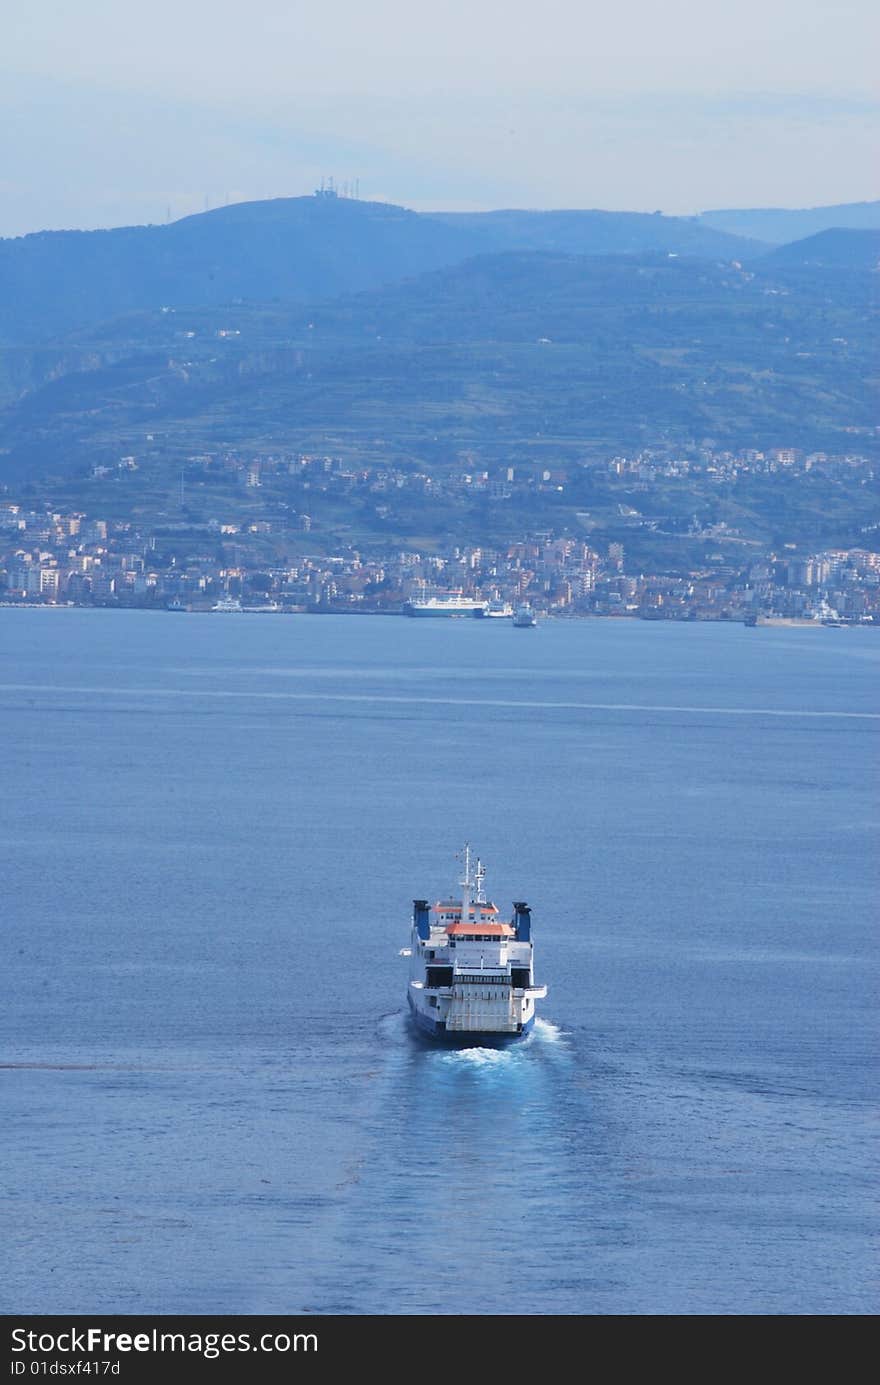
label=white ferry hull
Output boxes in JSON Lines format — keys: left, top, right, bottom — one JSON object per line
{"left": 405, "top": 605, "right": 487, "bottom": 618}
{"left": 404, "top": 594, "right": 488, "bottom": 618}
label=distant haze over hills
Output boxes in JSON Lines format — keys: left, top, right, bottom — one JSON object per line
{"left": 0, "top": 193, "right": 876, "bottom": 493}
{"left": 696, "top": 201, "right": 880, "bottom": 245}
{"left": 0, "top": 195, "right": 762, "bottom": 344}
{"left": 2, "top": 194, "right": 876, "bottom": 347}
{"left": 1, "top": 193, "right": 875, "bottom": 346}
{"left": 428, "top": 209, "right": 758, "bottom": 258}
{"left": 1, "top": 245, "right": 875, "bottom": 481}
{"left": 757, "top": 227, "right": 880, "bottom": 269}
{"left": 0, "top": 199, "right": 478, "bottom": 344}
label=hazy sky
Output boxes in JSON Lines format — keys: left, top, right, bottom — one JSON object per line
{"left": 2, "top": 0, "right": 877, "bottom": 235}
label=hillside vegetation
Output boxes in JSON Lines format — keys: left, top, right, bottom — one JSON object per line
{"left": 0, "top": 196, "right": 759, "bottom": 345}
{"left": 0, "top": 246, "right": 875, "bottom": 485}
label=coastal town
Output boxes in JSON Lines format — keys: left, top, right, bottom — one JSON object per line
{"left": 2, "top": 444, "right": 878, "bottom": 624}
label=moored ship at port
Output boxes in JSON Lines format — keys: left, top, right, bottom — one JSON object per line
{"left": 478, "top": 600, "right": 515, "bottom": 618}
{"left": 404, "top": 591, "right": 488, "bottom": 617}
{"left": 403, "top": 847, "right": 547, "bottom": 1043}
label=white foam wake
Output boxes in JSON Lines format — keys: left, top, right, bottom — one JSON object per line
{"left": 532, "top": 1017, "right": 566, "bottom": 1044}
{"left": 439, "top": 1046, "right": 515, "bottom": 1069}
{"left": 1, "top": 684, "right": 877, "bottom": 720}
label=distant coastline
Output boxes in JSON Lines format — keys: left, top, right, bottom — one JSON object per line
{"left": 0, "top": 601, "right": 871, "bottom": 630}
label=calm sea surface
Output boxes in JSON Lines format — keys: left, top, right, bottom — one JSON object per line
{"left": 1, "top": 610, "right": 877, "bottom": 1315}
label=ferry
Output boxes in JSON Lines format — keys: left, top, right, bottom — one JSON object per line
{"left": 513, "top": 603, "right": 537, "bottom": 627}
{"left": 404, "top": 592, "right": 488, "bottom": 617}
{"left": 402, "top": 847, "right": 547, "bottom": 1043}
{"left": 477, "top": 600, "right": 515, "bottom": 619}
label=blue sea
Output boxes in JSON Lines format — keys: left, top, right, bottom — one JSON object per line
{"left": 1, "top": 610, "right": 877, "bottom": 1315}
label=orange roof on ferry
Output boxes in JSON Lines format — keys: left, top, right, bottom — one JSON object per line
{"left": 446, "top": 921, "right": 513, "bottom": 937}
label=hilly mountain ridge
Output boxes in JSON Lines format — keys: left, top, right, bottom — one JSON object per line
{"left": 696, "top": 200, "right": 880, "bottom": 245}
{"left": 757, "top": 227, "right": 880, "bottom": 270}
{"left": 1, "top": 246, "right": 874, "bottom": 486}
{"left": 0, "top": 196, "right": 760, "bottom": 345}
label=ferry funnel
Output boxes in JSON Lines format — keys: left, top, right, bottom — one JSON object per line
{"left": 513, "top": 902, "right": 531, "bottom": 942}
{"left": 413, "top": 899, "right": 431, "bottom": 941}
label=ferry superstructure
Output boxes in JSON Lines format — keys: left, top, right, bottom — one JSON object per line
{"left": 403, "top": 847, "right": 547, "bottom": 1042}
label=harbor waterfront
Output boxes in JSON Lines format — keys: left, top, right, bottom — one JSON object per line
{"left": 3, "top": 488, "right": 880, "bottom": 626}
{"left": 1, "top": 610, "right": 877, "bottom": 1315}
